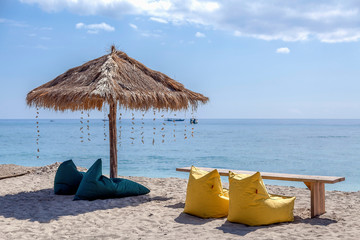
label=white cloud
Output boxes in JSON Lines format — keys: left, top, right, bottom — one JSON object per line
{"left": 276, "top": 47, "right": 290, "bottom": 54}
{"left": 129, "top": 23, "right": 161, "bottom": 37}
{"left": 317, "top": 29, "right": 360, "bottom": 43}
{"left": 75, "top": 22, "right": 84, "bottom": 29}
{"left": 150, "top": 17, "right": 168, "bottom": 24}
{"left": 75, "top": 22, "right": 115, "bottom": 34}
{"left": 234, "top": 30, "right": 241, "bottom": 37}
{"left": 21, "top": 0, "right": 360, "bottom": 43}
{"left": 0, "top": 18, "right": 29, "bottom": 27}
{"left": 195, "top": 32, "right": 205, "bottom": 38}
{"left": 235, "top": 30, "right": 309, "bottom": 42}
{"left": 190, "top": 0, "right": 219, "bottom": 12}
{"left": 129, "top": 23, "right": 138, "bottom": 29}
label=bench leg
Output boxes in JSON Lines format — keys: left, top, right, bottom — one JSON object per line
{"left": 304, "top": 182, "right": 326, "bottom": 218}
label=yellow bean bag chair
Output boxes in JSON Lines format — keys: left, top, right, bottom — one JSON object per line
{"left": 228, "top": 171, "right": 295, "bottom": 226}
{"left": 184, "top": 166, "right": 229, "bottom": 218}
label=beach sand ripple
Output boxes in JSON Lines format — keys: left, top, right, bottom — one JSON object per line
{"left": 0, "top": 164, "right": 359, "bottom": 239}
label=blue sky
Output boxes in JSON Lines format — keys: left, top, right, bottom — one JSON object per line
{"left": 1, "top": 0, "right": 360, "bottom": 119}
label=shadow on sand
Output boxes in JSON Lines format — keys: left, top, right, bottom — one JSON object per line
{"left": 293, "top": 216, "right": 337, "bottom": 226}
{"left": 174, "top": 212, "right": 218, "bottom": 225}
{"left": 165, "top": 202, "right": 185, "bottom": 209}
{"left": 0, "top": 188, "right": 165, "bottom": 223}
{"left": 166, "top": 201, "right": 337, "bottom": 236}
{"left": 165, "top": 202, "right": 218, "bottom": 225}
{"left": 216, "top": 215, "right": 337, "bottom": 236}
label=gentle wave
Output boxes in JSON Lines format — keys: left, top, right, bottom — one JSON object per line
{"left": 0, "top": 119, "right": 359, "bottom": 191}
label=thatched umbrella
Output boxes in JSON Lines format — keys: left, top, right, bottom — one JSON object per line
{"left": 26, "top": 46, "right": 208, "bottom": 178}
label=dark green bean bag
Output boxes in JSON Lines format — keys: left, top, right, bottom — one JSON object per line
{"left": 74, "top": 159, "right": 150, "bottom": 200}
{"left": 54, "top": 160, "right": 85, "bottom": 195}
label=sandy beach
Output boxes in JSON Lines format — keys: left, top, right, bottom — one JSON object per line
{"left": 0, "top": 163, "right": 359, "bottom": 240}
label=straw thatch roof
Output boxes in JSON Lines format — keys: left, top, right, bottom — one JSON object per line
{"left": 26, "top": 46, "right": 208, "bottom": 111}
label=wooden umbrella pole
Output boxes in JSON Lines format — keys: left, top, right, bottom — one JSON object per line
{"left": 108, "top": 100, "right": 118, "bottom": 178}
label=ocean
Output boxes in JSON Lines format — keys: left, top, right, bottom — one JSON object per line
{"left": 0, "top": 119, "right": 359, "bottom": 191}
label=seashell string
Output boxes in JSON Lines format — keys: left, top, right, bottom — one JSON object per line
{"left": 152, "top": 109, "right": 156, "bottom": 145}
{"left": 141, "top": 112, "right": 145, "bottom": 144}
{"left": 118, "top": 112, "right": 122, "bottom": 147}
{"left": 80, "top": 111, "right": 84, "bottom": 143}
{"left": 87, "top": 112, "right": 91, "bottom": 141}
{"left": 130, "top": 112, "right": 135, "bottom": 144}
{"left": 191, "top": 109, "right": 194, "bottom": 138}
{"left": 35, "top": 107, "right": 40, "bottom": 159}
{"left": 173, "top": 113, "right": 176, "bottom": 141}
{"left": 161, "top": 111, "right": 165, "bottom": 143}
{"left": 103, "top": 106, "right": 107, "bottom": 141}
{"left": 184, "top": 110, "right": 188, "bottom": 140}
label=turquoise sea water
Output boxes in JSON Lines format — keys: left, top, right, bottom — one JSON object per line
{"left": 0, "top": 119, "right": 359, "bottom": 191}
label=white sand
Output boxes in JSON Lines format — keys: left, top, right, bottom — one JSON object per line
{"left": 0, "top": 163, "right": 359, "bottom": 240}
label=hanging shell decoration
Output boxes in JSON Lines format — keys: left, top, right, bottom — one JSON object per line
{"left": 35, "top": 108, "right": 40, "bottom": 159}
{"left": 130, "top": 112, "right": 135, "bottom": 144}
{"left": 173, "top": 113, "right": 176, "bottom": 141}
{"left": 80, "top": 111, "right": 84, "bottom": 143}
{"left": 87, "top": 112, "right": 91, "bottom": 141}
{"left": 103, "top": 106, "right": 107, "bottom": 141}
{"left": 161, "top": 112, "right": 165, "bottom": 143}
{"left": 191, "top": 109, "right": 194, "bottom": 138}
{"left": 152, "top": 109, "right": 156, "bottom": 145}
{"left": 184, "top": 110, "right": 188, "bottom": 140}
{"left": 141, "top": 113, "right": 145, "bottom": 144}
{"left": 118, "top": 112, "right": 122, "bottom": 147}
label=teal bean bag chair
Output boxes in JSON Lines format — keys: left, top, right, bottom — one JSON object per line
{"left": 54, "top": 160, "right": 85, "bottom": 195}
{"left": 74, "top": 159, "right": 150, "bottom": 200}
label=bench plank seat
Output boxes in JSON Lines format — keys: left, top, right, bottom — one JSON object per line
{"left": 176, "top": 167, "right": 345, "bottom": 218}
{"left": 176, "top": 167, "right": 344, "bottom": 183}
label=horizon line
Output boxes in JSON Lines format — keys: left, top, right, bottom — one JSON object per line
{"left": 1, "top": 118, "right": 360, "bottom": 120}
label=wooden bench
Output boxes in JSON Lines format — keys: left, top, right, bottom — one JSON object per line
{"left": 176, "top": 167, "right": 345, "bottom": 218}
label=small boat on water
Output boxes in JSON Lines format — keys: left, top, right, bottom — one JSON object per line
{"left": 165, "top": 118, "right": 185, "bottom": 122}
{"left": 190, "top": 118, "right": 198, "bottom": 124}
